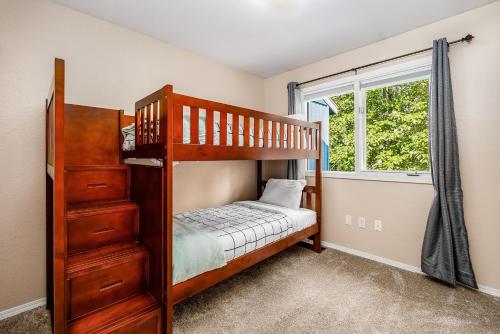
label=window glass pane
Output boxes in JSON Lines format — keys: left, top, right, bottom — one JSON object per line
{"left": 365, "top": 79, "right": 429, "bottom": 171}
{"left": 308, "top": 91, "right": 355, "bottom": 172}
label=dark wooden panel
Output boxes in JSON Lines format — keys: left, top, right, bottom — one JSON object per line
{"left": 64, "top": 104, "right": 121, "bottom": 166}
{"left": 69, "top": 256, "right": 146, "bottom": 320}
{"left": 130, "top": 166, "right": 164, "bottom": 304}
{"left": 256, "top": 161, "right": 262, "bottom": 198}
{"left": 67, "top": 207, "right": 138, "bottom": 255}
{"left": 122, "top": 144, "right": 163, "bottom": 160}
{"left": 66, "top": 168, "right": 128, "bottom": 203}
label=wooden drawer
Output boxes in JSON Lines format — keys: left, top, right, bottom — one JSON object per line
{"left": 67, "top": 207, "right": 138, "bottom": 255}
{"left": 69, "top": 256, "right": 147, "bottom": 320}
{"left": 110, "top": 309, "right": 162, "bottom": 334}
{"left": 66, "top": 168, "right": 128, "bottom": 203}
{"left": 68, "top": 293, "right": 160, "bottom": 334}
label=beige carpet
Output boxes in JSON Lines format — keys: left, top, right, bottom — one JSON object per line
{"left": 1, "top": 246, "right": 499, "bottom": 333}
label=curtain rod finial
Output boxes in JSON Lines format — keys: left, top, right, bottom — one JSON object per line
{"left": 463, "top": 34, "right": 474, "bottom": 43}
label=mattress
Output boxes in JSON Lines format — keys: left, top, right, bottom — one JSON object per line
{"left": 173, "top": 201, "right": 316, "bottom": 283}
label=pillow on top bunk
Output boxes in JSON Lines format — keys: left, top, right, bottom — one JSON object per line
{"left": 259, "top": 178, "right": 306, "bottom": 210}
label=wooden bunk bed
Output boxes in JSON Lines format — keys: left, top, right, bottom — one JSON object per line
{"left": 122, "top": 85, "right": 323, "bottom": 333}
{"left": 46, "top": 57, "right": 321, "bottom": 333}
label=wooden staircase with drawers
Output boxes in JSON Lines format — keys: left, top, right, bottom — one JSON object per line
{"left": 46, "top": 100, "right": 162, "bottom": 333}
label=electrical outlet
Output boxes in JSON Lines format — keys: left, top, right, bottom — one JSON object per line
{"left": 374, "top": 220, "right": 382, "bottom": 232}
{"left": 358, "top": 216, "right": 366, "bottom": 229}
{"left": 345, "top": 214, "right": 352, "bottom": 225}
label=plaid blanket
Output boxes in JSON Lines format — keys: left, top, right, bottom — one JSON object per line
{"left": 121, "top": 124, "right": 135, "bottom": 151}
{"left": 174, "top": 202, "right": 294, "bottom": 261}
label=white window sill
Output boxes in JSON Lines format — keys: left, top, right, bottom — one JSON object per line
{"left": 305, "top": 171, "right": 432, "bottom": 185}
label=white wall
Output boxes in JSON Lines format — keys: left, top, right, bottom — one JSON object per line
{"left": 264, "top": 1, "right": 500, "bottom": 291}
{"left": 0, "top": 0, "right": 264, "bottom": 311}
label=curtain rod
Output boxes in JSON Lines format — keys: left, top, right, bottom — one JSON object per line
{"left": 297, "top": 34, "right": 474, "bottom": 87}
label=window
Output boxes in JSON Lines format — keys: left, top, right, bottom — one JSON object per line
{"left": 308, "top": 87, "right": 355, "bottom": 172}
{"left": 304, "top": 58, "right": 432, "bottom": 183}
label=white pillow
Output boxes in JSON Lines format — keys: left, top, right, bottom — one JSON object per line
{"left": 259, "top": 179, "right": 306, "bottom": 210}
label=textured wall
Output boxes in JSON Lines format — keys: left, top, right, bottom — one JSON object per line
{"left": 0, "top": 0, "right": 263, "bottom": 311}
{"left": 264, "top": 2, "right": 500, "bottom": 291}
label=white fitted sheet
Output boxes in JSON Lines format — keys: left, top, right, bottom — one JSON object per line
{"left": 236, "top": 201, "right": 317, "bottom": 232}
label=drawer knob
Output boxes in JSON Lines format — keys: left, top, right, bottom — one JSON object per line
{"left": 99, "top": 280, "right": 123, "bottom": 292}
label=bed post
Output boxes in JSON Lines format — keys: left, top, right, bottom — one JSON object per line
{"left": 164, "top": 84, "right": 174, "bottom": 334}
{"left": 46, "top": 58, "right": 66, "bottom": 333}
{"left": 256, "top": 160, "right": 263, "bottom": 198}
{"left": 313, "top": 122, "right": 322, "bottom": 253}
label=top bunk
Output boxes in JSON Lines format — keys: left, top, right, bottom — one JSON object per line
{"left": 122, "top": 85, "right": 321, "bottom": 162}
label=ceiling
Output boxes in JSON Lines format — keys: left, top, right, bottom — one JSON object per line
{"left": 51, "top": 0, "right": 496, "bottom": 77}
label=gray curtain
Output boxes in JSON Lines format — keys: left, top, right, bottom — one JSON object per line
{"left": 421, "top": 38, "right": 477, "bottom": 289}
{"left": 287, "top": 82, "right": 299, "bottom": 180}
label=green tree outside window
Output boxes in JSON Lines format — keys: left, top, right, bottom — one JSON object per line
{"left": 324, "top": 79, "right": 429, "bottom": 172}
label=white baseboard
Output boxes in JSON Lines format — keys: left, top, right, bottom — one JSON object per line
{"left": 0, "top": 298, "right": 46, "bottom": 321}
{"left": 477, "top": 284, "right": 500, "bottom": 298}
{"left": 319, "top": 240, "right": 500, "bottom": 298}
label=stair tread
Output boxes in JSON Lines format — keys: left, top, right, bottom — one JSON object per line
{"left": 67, "top": 242, "right": 147, "bottom": 276}
{"left": 67, "top": 199, "right": 137, "bottom": 216}
{"left": 68, "top": 293, "right": 159, "bottom": 334}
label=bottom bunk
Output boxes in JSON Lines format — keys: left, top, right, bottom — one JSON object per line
{"left": 173, "top": 223, "right": 318, "bottom": 304}
{"left": 128, "top": 164, "right": 321, "bottom": 312}
{"left": 171, "top": 200, "right": 318, "bottom": 304}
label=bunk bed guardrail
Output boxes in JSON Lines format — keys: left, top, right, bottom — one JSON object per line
{"left": 123, "top": 85, "right": 321, "bottom": 161}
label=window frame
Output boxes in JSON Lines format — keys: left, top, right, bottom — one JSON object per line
{"left": 302, "top": 57, "right": 432, "bottom": 184}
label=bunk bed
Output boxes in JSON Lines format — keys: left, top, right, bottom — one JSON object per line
{"left": 121, "top": 85, "right": 323, "bottom": 333}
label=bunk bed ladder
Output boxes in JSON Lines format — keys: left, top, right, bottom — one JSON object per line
{"left": 46, "top": 59, "right": 162, "bottom": 334}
